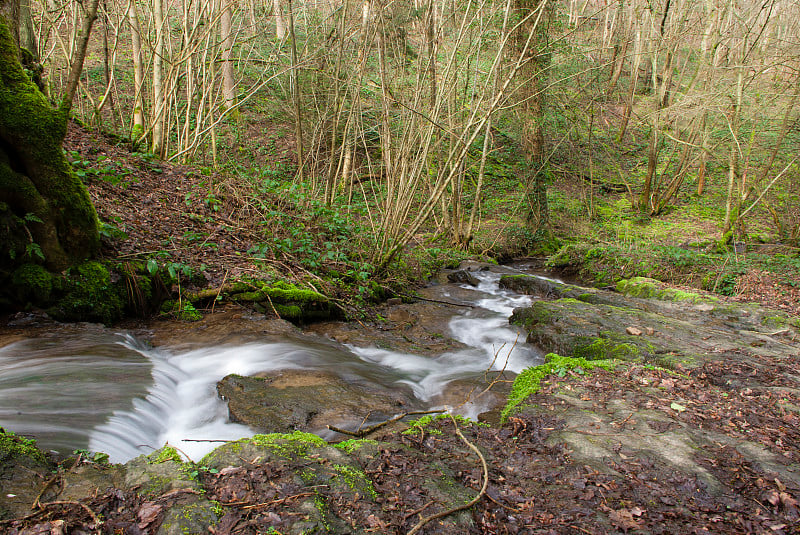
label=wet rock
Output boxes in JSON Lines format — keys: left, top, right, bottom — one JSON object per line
{"left": 0, "top": 434, "right": 56, "bottom": 519}
{"left": 510, "top": 276, "right": 799, "bottom": 369}
{"left": 217, "top": 370, "right": 418, "bottom": 434}
{"left": 434, "top": 371, "right": 514, "bottom": 424}
{"left": 123, "top": 451, "right": 200, "bottom": 498}
{"left": 147, "top": 306, "right": 301, "bottom": 346}
{"left": 307, "top": 285, "right": 469, "bottom": 356}
{"left": 156, "top": 495, "right": 219, "bottom": 535}
{"left": 447, "top": 269, "right": 480, "bottom": 286}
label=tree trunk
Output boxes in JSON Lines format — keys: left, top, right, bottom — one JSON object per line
{"left": 273, "top": 0, "right": 286, "bottom": 40}
{"left": 151, "top": 0, "right": 166, "bottom": 156}
{"left": 220, "top": 0, "right": 235, "bottom": 110}
{"left": 128, "top": 0, "right": 145, "bottom": 142}
{"left": 0, "top": 2, "right": 100, "bottom": 272}
{"left": 512, "top": 0, "right": 551, "bottom": 232}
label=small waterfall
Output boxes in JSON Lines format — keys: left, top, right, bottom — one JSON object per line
{"left": 2, "top": 269, "right": 548, "bottom": 463}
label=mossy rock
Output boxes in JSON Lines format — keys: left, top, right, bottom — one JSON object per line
{"left": 156, "top": 497, "right": 220, "bottom": 535}
{"left": 123, "top": 450, "right": 199, "bottom": 498}
{"left": 0, "top": 430, "right": 55, "bottom": 519}
{"left": 616, "top": 277, "right": 714, "bottom": 304}
{"left": 49, "top": 260, "right": 127, "bottom": 324}
{"left": 11, "top": 262, "right": 53, "bottom": 303}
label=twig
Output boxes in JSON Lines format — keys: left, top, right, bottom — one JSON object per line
{"left": 265, "top": 293, "right": 281, "bottom": 319}
{"left": 211, "top": 269, "right": 229, "bottom": 314}
{"left": 31, "top": 453, "right": 82, "bottom": 510}
{"left": 327, "top": 409, "right": 446, "bottom": 437}
{"left": 402, "top": 500, "right": 436, "bottom": 522}
{"left": 485, "top": 492, "right": 525, "bottom": 513}
{"left": 240, "top": 491, "right": 317, "bottom": 510}
{"left": 41, "top": 501, "right": 101, "bottom": 526}
{"left": 406, "top": 417, "right": 489, "bottom": 535}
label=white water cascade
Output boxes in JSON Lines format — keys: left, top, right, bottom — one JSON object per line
{"left": 0, "top": 270, "right": 544, "bottom": 463}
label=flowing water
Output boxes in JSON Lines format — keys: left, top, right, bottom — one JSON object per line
{"left": 0, "top": 270, "right": 545, "bottom": 463}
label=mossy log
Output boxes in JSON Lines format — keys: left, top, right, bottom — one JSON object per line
{"left": 0, "top": 12, "right": 99, "bottom": 272}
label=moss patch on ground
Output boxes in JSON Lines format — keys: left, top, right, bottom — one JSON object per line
{"left": 0, "top": 429, "right": 47, "bottom": 464}
{"left": 616, "top": 277, "right": 715, "bottom": 303}
{"left": 501, "top": 354, "right": 617, "bottom": 422}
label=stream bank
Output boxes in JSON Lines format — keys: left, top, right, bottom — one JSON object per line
{"left": 2, "top": 270, "right": 799, "bottom": 533}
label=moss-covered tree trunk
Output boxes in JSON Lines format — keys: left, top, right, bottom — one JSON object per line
{"left": 511, "top": 0, "right": 552, "bottom": 233}
{"left": 0, "top": 0, "right": 99, "bottom": 272}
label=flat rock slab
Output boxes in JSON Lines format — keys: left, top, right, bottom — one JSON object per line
{"left": 218, "top": 370, "right": 418, "bottom": 436}
{"left": 505, "top": 274, "right": 800, "bottom": 520}
{"left": 508, "top": 275, "right": 800, "bottom": 369}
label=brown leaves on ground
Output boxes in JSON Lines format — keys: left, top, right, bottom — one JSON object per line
{"left": 63, "top": 123, "right": 300, "bottom": 291}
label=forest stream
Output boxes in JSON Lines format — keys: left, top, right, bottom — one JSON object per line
{"left": 0, "top": 267, "right": 542, "bottom": 463}
{"left": 2, "top": 266, "right": 800, "bottom": 533}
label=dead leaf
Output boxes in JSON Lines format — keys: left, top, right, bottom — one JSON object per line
{"left": 670, "top": 402, "right": 687, "bottom": 412}
{"left": 137, "top": 501, "right": 164, "bottom": 529}
{"left": 626, "top": 326, "right": 642, "bottom": 336}
{"left": 766, "top": 490, "right": 781, "bottom": 506}
{"left": 609, "top": 508, "right": 644, "bottom": 532}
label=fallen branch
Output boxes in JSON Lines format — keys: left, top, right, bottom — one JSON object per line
{"left": 406, "top": 417, "right": 489, "bottom": 535}
{"left": 327, "top": 409, "right": 446, "bottom": 437}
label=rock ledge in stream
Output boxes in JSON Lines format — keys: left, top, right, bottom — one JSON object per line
{"left": 217, "top": 370, "right": 418, "bottom": 435}
{"left": 507, "top": 274, "right": 800, "bottom": 369}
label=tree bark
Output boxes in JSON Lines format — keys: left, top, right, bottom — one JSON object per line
{"left": 0, "top": 1, "right": 100, "bottom": 271}
{"left": 512, "top": 0, "right": 551, "bottom": 231}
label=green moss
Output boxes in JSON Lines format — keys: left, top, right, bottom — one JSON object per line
{"left": 545, "top": 244, "right": 577, "bottom": 268}
{"left": 572, "top": 337, "right": 641, "bottom": 361}
{"left": 332, "top": 464, "right": 378, "bottom": 500}
{"left": 403, "top": 414, "right": 484, "bottom": 436}
{"left": 761, "top": 315, "right": 787, "bottom": 328}
{"left": 272, "top": 303, "right": 302, "bottom": 319}
{"left": 148, "top": 445, "right": 183, "bottom": 464}
{"left": 501, "top": 353, "right": 617, "bottom": 422}
{"left": 249, "top": 431, "right": 327, "bottom": 458}
{"left": 616, "top": 277, "right": 715, "bottom": 304}
{"left": 11, "top": 263, "right": 53, "bottom": 303}
{"left": 333, "top": 439, "right": 378, "bottom": 454}
{"left": 226, "top": 279, "right": 334, "bottom": 322}
{"left": 0, "top": 429, "right": 47, "bottom": 464}
{"left": 616, "top": 277, "right": 658, "bottom": 298}
{"left": 52, "top": 260, "right": 126, "bottom": 324}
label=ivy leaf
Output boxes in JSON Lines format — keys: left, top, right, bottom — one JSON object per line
{"left": 146, "top": 259, "right": 158, "bottom": 275}
{"left": 670, "top": 402, "right": 687, "bottom": 413}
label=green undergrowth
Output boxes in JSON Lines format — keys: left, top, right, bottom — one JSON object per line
{"left": 545, "top": 241, "right": 800, "bottom": 297}
{"left": 502, "top": 353, "right": 617, "bottom": 422}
